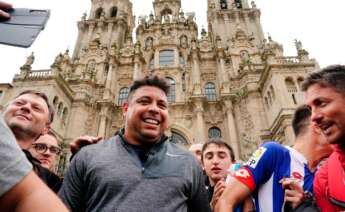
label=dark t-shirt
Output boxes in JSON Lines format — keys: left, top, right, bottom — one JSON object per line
{"left": 23, "top": 150, "right": 62, "bottom": 193}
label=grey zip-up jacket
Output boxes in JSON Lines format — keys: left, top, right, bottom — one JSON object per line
{"left": 59, "top": 134, "right": 211, "bottom": 212}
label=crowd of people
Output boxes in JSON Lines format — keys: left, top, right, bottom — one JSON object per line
{"left": 1, "top": 3, "right": 345, "bottom": 212}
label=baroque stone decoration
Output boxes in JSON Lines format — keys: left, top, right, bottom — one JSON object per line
{"left": 0, "top": 0, "right": 319, "bottom": 174}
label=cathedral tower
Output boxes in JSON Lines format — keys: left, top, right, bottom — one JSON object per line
{"left": 73, "top": 0, "right": 135, "bottom": 59}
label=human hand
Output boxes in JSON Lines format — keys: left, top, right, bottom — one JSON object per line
{"left": 281, "top": 178, "right": 304, "bottom": 209}
{"left": 0, "top": 1, "right": 13, "bottom": 19}
{"left": 69, "top": 135, "right": 103, "bottom": 155}
{"left": 211, "top": 179, "right": 226, "bottom": 209}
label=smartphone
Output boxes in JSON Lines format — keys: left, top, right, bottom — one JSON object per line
{"left": 0, "top": 8, "right": 50, "bottom": 48}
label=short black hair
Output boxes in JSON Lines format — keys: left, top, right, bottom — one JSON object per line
{"left": 14, "top": 90, "right": 54, "bottom": 123}
{"left": 127, "top": 76, "right": 170, "bottom": 101}
{"left": 201, "top": 138, "right": 235, "bottom": 163}
{"left": 292, "top": 104, "right": 311, "bottom": 137}
{"left": 302, "top": 64, "right": 345, "bottom": 95}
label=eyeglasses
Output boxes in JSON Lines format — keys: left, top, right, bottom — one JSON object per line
{"left": 32, "top": 143, "right": 62, "bottom": 155}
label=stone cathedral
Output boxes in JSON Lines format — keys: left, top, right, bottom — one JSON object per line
{"left": 0, "top": 0, "right": 318, "bottom": 173}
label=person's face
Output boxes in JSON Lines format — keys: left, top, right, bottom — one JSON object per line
{"left": 29, "top": 134, "right": 59, "bottom": 170}
{"left": 202, "top": 144, "right": 233, "bottom": 185}
{"left": 305, "top": 84, "right": 345, "bottom": 145}
{"left": 3, "top": 93, "right": 50, "bottom": 142}
{"left": 189, "top": 144, "right": 203, "bottom": 164}
{"left": 123, "top": 86, "right": 169, "bottom": 145}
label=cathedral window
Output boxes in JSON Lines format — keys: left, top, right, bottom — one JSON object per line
{"left": 235, "top": 0, "right": 243, "bottom": 9}
{"left": 208, "top": 127, "right": 222, "bottom": 138}
{"left": 159, "top": 50, "right": 175, "bottom": 66}
{"left": 220, "top": 0, "right": 228, "bottom": 10}
{"left": 110, "top": 7, "right": 117, "bottom": 18}
{"left": 166, "top": 77, "right": 176, "bottom": 102}
{"left": 205, "top": 82, "right": 217, "bottom": 101}
{"left": 285, "top": 78, "right": 297, "bottom": 93}
{"left": 170, "top": 131, "right": 188, "bottom": 146}
{"left": 95, "top": 8, "right": 104, "bottom": 19}
{"left": 118, "top": 87, "right": 129, "bottom": 105}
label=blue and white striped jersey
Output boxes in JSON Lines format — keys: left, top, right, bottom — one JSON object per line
{"left": 233, "top": 142, "right": 314, "bottom": 212}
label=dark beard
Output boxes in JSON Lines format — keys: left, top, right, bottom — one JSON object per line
{"left": 9, "top": 124, "right": 41, "bottom": 142}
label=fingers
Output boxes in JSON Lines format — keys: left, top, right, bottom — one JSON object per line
{"left": 0, "top": 1, "right": 12, "bottom": 19}
{"left": 69, "top": 136, "right": 103, "bottom": 154}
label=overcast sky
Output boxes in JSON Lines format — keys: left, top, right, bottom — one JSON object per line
{"left": 1, "top": 0, "right": 344, "bottom": 83}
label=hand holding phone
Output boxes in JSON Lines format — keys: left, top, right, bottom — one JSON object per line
{"left": 0, "top": 8, "right": 50, "bottom": 48}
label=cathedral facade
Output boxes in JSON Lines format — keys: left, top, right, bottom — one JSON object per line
{"left": 0, "top": 0, "right": 318, "bottom": 173}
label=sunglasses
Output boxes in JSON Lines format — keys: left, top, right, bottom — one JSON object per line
{"left": 32, "top": 143, "right": 62, "bottom": 155}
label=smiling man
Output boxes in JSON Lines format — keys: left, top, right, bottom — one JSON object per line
{"left": 59, "top": 76, "right": 211, "bottom": 212}
{"left": 2, "top": 90, "right": 62, "bottom": 193}
{"left": 302, "top": 65, "right": 345, "bottom": 211}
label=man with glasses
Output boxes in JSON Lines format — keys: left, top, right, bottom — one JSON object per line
{"left": 29, "top": 131, "right": 61, "bottom": 171}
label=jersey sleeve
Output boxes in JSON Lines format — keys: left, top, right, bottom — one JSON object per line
{"left": 0, "top": 115, "right": 32, "bottom": 196}
{"left": 233, "top": 142, "right": 285, "bottom": 191}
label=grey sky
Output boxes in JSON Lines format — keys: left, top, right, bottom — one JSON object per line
{"left": 1, "top": 0, "right": 344, "bottom": 83}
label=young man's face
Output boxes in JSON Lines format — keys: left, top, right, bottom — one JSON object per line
{"left": 123, "top": 86, "right": 169, "bottom": 145}
{"left": 189, "top": 143, "right": 203, "bottom": 164}
{"left": 305, "top": 84, "right": 345, "bottom": 145}
{"left": 202, "top": 143, "right": 233, "bottom": 185}
{"left": 29, "top": 134, "right": 60, "bottom": 170}
{"left": 3, "top": 93, "right": 50, "bottom": 143}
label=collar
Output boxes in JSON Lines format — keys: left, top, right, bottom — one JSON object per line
{"left": 285, "top": 146, "right": 308, "bottom": 164}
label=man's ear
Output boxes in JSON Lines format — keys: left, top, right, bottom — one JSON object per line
{"left": 42, "top": 123, "right": 51, "bottom": 135}
{"left": 122, "top": 102, "right": 128, "bottom": 115}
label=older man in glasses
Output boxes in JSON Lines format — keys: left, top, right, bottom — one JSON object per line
{"left": 29, "top": 131, "right": 61, "bottom": 171}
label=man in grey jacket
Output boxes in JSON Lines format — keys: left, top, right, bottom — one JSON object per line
{"left": 59, "top": 76, "right": 211, "bottom": 212}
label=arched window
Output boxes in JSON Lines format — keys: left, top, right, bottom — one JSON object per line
{"left": 53, "top": 96, "right": 59, "bottom": 108}
{"left": 170, "top": 131, "right": 188, "bottom": 145}
{"left": 285, "top": 78, "right": 297, "bottom": 93}
{"left": 264, "top": 97, "right": 269, "bottom": 109}
{"left": 220, "top": 0, "right": 228, "bottom": 9}
{"left": 205, "top": 82, "right": 217, "bottom": 101}
{"left": 166, "top": 77, "right": 176, "bottom": 102}
{"left": 159, "top": 50, "right": 175, "bottom": 66}
{"left": 208, "top": 127, "right": 222, "bottom": 138}
{"left": 57, "top": 103, "right": 63, "bottom": 117}
{"left": 62, "top": 107, "right": 68, "bottom": 124}
{"left": 110, "top": 7, "right": 117, "bottom": 17}
{"left": 270, "top": 85, "right": 275, "bottom": 100}
{"left": 95, "top": 8, "right": 103, "bottom": 19}
{"left": 118, "top": 87, "right": 129, "bottom": 105}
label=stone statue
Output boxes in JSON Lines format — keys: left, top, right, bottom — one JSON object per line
{"left": 180, "top": 35, "right": 188, "bottom": 48}
{"left": 294, "top": 39, "right": 303, "bottom": 51}
{"left": 134, "top": 41, "right": 141, "bottom": 54}
{"left": 100, "top": 11, "right": 105, "bottom": 20}
{"left": 63, "top": 49, "right": 71, "bottom": 63}
{"left": 163, "top": 14, "right": 170, "bottom": 23}
{"left": 145, "top": 37, "right": 153, "bottom": 50}
{"left": 53, "top": 53, "right": 63, "bottom": 65}
{"left": 251, "top": 1, "right": 257, "bottom": 8}
{"left": 24, "top": 52, "right": 35, "bottom": 67}
{"left": 81, "top": 12, "right": 87, "bottom": 21}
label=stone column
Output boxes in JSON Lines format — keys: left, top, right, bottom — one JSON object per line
{"left": 107, "top": 22, "right": 114, "bottom": 45}
{"left": 224, "top": 99, "right": 240, "bottom": 158}
{"left": 98, "top": 106, "right": 109, "bottom": 137}
{"left": 87, "top": 23, "right": 96, "bottom": 44}
{"left": 133, "top": 57, "right": 142, "bottom": 80}
{"left": 217, "top": 51, "right": 230, "bottom": 93}
{"left": 191, "top": 51, "right": 202, "bottom": 95}
{"left": 194, "top": 99, "right": 206, "bottom": 143}
{"left": 103, "top": 59, "right": 114, "bottom": 99}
